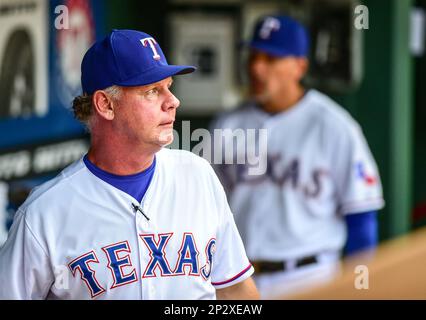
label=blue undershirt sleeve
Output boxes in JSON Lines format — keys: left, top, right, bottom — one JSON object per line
{"left": 344, "top": 211, "right": 378, "bottom": 256}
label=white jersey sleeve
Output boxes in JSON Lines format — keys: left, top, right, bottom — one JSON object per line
{"left": 0, "top": 209, "right": 53, "bottom": 299}
{"left": 333, "top": 122, "right": 385, "bottom": 215}
{"left": 208, "top": 167, "right": 254, "bottom": 289}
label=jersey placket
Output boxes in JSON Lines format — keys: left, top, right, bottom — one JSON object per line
{"left": 133, "top": 202, "right": 151, "bottom": 299}
{"left": 133, "top": 171, "right": 160, "bottom": 300}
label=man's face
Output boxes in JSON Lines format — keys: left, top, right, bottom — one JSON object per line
{"left": 248, "top": 51, "right": 307, "bottom": 104}
{"left": 112, "top": 77, "right": 179, "bottom": 151}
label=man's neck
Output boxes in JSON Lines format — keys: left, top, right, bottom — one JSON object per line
{"left": 87, "top": 135, "right": 157, "bottom": 175}
{"left": 261, "top": 85, "right": 306, "bottom": 114}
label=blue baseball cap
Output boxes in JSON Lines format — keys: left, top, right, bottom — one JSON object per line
{"left": 81, "top": 29, "right": 196, "bottom": 95}
{"left": 249, "top": 15, "right": 309, "bottom": 57}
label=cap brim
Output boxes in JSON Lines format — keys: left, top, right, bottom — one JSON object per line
{"left": 117, "top": 64, "right": 196, "bottom": 87}
{"left": 249, "top": 41, "right": 294, "bottom": 57}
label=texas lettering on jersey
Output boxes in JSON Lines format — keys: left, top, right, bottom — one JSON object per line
{"left": 232, "top": 152, "right": 328, "bottom": 199}
{"left": 68, "top": 233, "right": 216, "bottom": 298}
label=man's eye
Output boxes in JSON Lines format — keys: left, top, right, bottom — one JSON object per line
{"left": 146, "top": 88, "right": 159, "bottom": 96}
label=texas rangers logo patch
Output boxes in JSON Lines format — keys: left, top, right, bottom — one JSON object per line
{"left": 356, "top": 162, "right": 377, "bottom": 186}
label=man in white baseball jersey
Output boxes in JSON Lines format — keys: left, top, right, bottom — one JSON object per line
{"left": 0, "top": 29, "right": 258, "bottom": 300}
{"left": 211, "top": 15, "right": 384, "bottom": 298}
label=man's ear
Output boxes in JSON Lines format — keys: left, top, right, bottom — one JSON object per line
{"left": 296, "top": 57, "right": 309, "bottom": 80}
{"left": 92, "top": 90, "right": 115, "bottom": 121}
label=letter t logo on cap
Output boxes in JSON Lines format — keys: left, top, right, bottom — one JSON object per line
{"left": 141, "top": 37, "right": 161, "bottom": 60}
{"left": 259, "top": 17, "right": 281, "bottom": 39}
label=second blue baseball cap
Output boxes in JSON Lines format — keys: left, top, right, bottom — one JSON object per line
{"left": 249, "top": 15, "right": 309, "bottom": 57}
{"left": 81, "top": 29, "right": 196, "bottom": 95}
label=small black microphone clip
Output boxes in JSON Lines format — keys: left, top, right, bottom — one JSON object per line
{"left": 132, "top": 203, "right": 150, "bottom": 221}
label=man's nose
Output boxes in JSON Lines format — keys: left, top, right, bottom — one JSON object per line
{"left": 163, "top": 90, "right": 180, "bottom": 111}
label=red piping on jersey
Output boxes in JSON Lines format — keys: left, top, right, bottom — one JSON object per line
{"left": 211, "top": 264, "right": 252, "bottom": 286}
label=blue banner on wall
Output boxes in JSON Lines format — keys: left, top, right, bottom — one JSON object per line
{"left": 0, "top": 0, "right": 106, "bottom": 150}
{"left": 0, "top": 0, "right": 106, "bottom": 243}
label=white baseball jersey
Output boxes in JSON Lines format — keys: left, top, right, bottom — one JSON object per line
{"left": 0, "top": 148, "right": 253, "bottom": 300}
{"left": 212, "top": 89, "right": 384, "bottom": 261}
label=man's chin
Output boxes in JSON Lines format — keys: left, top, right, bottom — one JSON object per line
{"left": 252, "top": 92, "right": 269, "bottom": 104}
{"left": 157, "top": 133, "right": 174, "bottom": 147}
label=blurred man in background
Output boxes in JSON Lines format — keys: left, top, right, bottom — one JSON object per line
{"left": 211, "top": 15, "right": 384, "bottom": 298}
